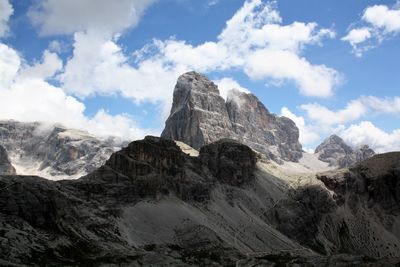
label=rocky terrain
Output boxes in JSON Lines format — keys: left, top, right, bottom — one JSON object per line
{"left": 0, "top": 136, "right": 399, "bottom": 266}
{"left": 0, "top": 120, "right": 120, "bottom": 179}
{"left": 315, "top": 134, "right": 375, "bottom": 168}
{"left": 0, "top": 145, "right": 16, "bottom": 175}
{"left": 162, "top": 72, "right": 303, "bottom": 163}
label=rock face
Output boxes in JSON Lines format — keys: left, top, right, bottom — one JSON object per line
{"left": 161, "top": 71, "right": 303, "bottom": 162}
{"left": 0, "top": 145, "right": 16, "bottom": 175}
{"left": 0, "top": 120, "right": 120, "bottom": 179}
{"left": 315, "top": 134, "right": 375, "bottom": 168}
{"left": 1, "top": 136, "right": 399, "bottom": 266}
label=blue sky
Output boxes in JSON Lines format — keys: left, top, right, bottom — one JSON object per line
{"left": 0, "top": 0, "right": 399, "bottom": 152}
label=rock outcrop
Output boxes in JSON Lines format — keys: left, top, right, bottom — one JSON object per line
{"left": 0, "top": 145, "right": 16, "bottom": 175}
{"left": 1, "top": 136, "right": 399, "bottom": 266}
{"left": 161, "top": 71, "right": 303, "bottom": 162}
{"left": 0, "top": 120, "right": 120, "bottom": 179}
{"left": 315, "top": 134, "right": 375, "bottom": 168}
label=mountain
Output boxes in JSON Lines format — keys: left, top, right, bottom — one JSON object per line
{"left": 1, "top": 136, "right": 399, "bottom": 266}
{"left": 0, "top": 120, "right": 120, "bottom": 180}
{"left": 161, "top": 71, "right": 303, "bottom": 163}
{"left": 0, "top": 145, "right": 16, "bottom": 175}
{"left": 315, "top": 134, "right": 375, "bottom": 168}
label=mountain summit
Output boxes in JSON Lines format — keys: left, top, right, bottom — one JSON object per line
{"left": 315, "top": 134, "right": 375, "bottom": 168}
{"left": 161, "top": 72, "right": 303, "bottom": 162}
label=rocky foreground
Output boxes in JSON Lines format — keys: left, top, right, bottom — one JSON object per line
{"left": 1, "top": 136, "right": 399, "bottom": 266}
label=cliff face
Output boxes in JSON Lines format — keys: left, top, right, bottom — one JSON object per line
{"left": 0, "top": 120, "right": 119, "bottom": 179}
{"left": 315, "top": 134, "right": 375, "bottom": 168}
{"left": 161, "top": 72, "right": 303, "bottom": 162}
{"left": 0, "top": 145, "right": 16, "bottom": 175}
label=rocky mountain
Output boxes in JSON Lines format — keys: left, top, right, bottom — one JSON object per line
{"left": 161, "top": 71, "right": 303, "bottom": 163}
{"left": 0, "top": 120, "right": 120, "bottom": 180}
{"left": 315, "top": 134, "right": 375, "bottom": 168}
{"left": 1, "top": 136, "right": 399, "bottom": 266}
{"left": 0, "top": 145, "right": 16, "bottom": 175}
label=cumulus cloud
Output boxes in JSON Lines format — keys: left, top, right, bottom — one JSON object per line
{"left": 0, "top": 43, "right": 154, "bottom": 141}
{"left": 0, "top": 0, "right": 13, "bottom": 37}
{"left": 214, "top": 77, "right": 250, "bottom": 101}
{"left": 56, "top": 0, "right": 339, "bottom": 110}
{"left": 281, "top": 107, "right": 320, "bottom": 147}
{"left": 245, "top": 50, "right": 340, "bottom": 97}
{"left": 21, "top": 50, "right": 63, "bottom": 79}
{"left": 301, "top": 96, "right": 400, "bottom": 126}
{"left": 342, "top": 2, "right": 400, "bottom": 56}
{"left": 338, "top": 121, "right": 400, "bottom": 153}
{"left": 28, "top": 0, "right": 156, "bottom": 37}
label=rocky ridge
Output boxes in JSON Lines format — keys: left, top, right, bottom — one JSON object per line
{"left": 0, "top": 136, "right": 399, "bottom": 266}
{"left": 315, "top": 134, "right": 375, "bottom": 168}
{"left": 161, "top": 71, "right": 303, "bottom": 163}
{"left": 0, "top": 120, "right": 120, "bottom": 179}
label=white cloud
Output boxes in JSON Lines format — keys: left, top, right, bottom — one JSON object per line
{"left": 0, "top": 0, "right": 13, "bottom": 37}
{"left": 0, "top": 43, "right": 20, "bottom": 88}
{"left": 28, "top": 0, "right": 156, "bottom": 37}
{"left": 0, "top": 43, "right": 153, "bottom": 141}
{"left": 51, "top": 0, "right": 340, "bottom": 128}
{"left": 281, "top": 107, "right": 320, "bottom": 147}
{"left": 363, "top": 4, "right": 400, "bottom": 33}
{"left": 301, "top": 96, "right": 400, "bottom": 126}
{"left": 338, "top": 121, "right": 400, "bottom": 153}
{"left": 21, "top": 50, "right": 63, "bottom": 79}
{"left": 342, "top": 28, "right": 372, "bottom": 45}
{"left": 2, "top": 0, "right": 340, "bottom": 143}
{"left": 214, "top": 77, "right": 249, "bottom": 101}
{"left": 343, "top": 3, "right": 400, "bottom": 56}
{"left": 245, "top": 50, "right": 341, "bottom": 97}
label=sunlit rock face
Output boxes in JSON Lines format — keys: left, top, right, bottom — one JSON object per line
{"left": 315, "top": 134, "right": 375, "bottom": 168}
{"left": 162, "top": 71, "right": 303, "bottom": 163}
{"left": 0, "top": 120, "right": 119, "bottom": 179}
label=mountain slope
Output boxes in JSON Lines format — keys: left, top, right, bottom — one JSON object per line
{"left": 1, "top": 136, "right": 399, "bottom": 266}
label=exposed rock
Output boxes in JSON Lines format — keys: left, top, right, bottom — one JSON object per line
{"left": 0, "top": 120, "right": 120, "bottom": 179}
{"left": 315, "top": 134, "right": 375, "bottom": 168}
{"left": 0, "top": 145, "right": 16, "bottom": 175}
{"left": 0, "top": 137, "right": 399, "bottom": 266}
{"left": 161, "top": 71, "right": 303, "bottom": 162}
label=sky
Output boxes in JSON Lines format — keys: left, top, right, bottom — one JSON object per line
{"left": 0, "top": 0, "right": 399, "bottom": 153}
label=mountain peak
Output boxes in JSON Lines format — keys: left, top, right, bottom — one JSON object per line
{"left": 315, "top": 134, "right": 375, "bottom": 168}
{"left": 162, "top": 72, "right": 303, "bottom": 162}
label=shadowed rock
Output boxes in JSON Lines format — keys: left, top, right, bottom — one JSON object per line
{"left": 0, "top": 145, "right": 16, "bottom": 175}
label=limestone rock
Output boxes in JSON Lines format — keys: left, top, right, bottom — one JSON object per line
{"left": 0, "top": 120, "right": 119, "bottom": 179}
{"left": 0, "top": 145, "right": 16, "bottom": 175}
{"left": 161, "top": 71, "right": 303, "bottom": 162}
{"left": 315, "top": 134, "right": 375, "bottom": 168}
{"left": 0, "top": 137, "right": 399, "bottom": 266}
